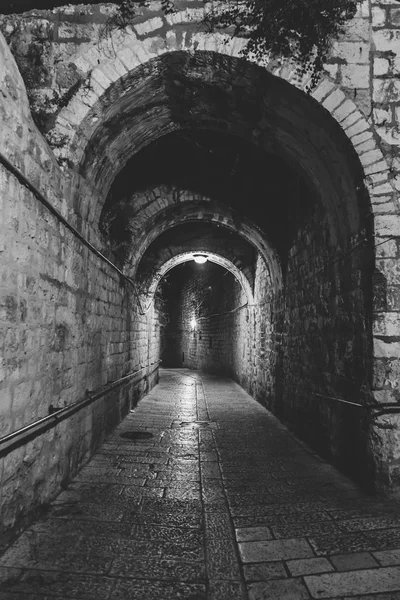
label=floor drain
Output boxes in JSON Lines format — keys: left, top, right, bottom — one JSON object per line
{"left": 119, "top": 431, "right": 154, "bottom": 441}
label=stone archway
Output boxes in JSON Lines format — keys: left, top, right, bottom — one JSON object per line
{"left": 2, "top": 2, "right": 400, "bottom": 494}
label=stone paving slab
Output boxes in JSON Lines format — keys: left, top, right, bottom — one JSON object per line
{"left": 2, "top": 370, "right": 400, "bottom": 600}
{"left": 329, "top": 552, "right": 379, "bottom": 571}
{"left": 287, "top": 557, "right": 335, "bottom": 576}
{"left": 305, "top": 566, "right": 400, "bottom": 598}
{"left": 239, "top": 538, "right": 315, "bottom": 562}
{"left": 248, "top": 577, "right": 311, "bottom": 599}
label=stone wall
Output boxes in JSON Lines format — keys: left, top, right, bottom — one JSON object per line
{"left": 2, "top": 0, "right": 400, "bottom": 502}
{"left": 0, "top": 32, "right": 160, "bottom": 538}
{"left": 275, "top": 202, "right": 374, "bottom": 489}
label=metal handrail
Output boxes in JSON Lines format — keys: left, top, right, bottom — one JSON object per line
{"left": 0, "top": 361, "right": 162, "bottom": 458}
{"left": 312, "top": 392, "right": 400, "bottom": 419}
{"left": 312, "top": 392, "right": 363, "bottom": 408}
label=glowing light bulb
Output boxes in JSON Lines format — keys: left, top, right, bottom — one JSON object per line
{"left": 193, "top": 254, "right": 207, "bottom": 264}
{"left": 190, "top": 318, "right": 197, "bottom": 330}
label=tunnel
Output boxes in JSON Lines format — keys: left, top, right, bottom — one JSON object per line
{"left": 92, "top": 51, "right": 374, "bottom": 489}
{"left": 3, "top": 2, "right": 400, "bottom": 595}
{"left": 2, "top": 3, "right": 400, "bottom": 552}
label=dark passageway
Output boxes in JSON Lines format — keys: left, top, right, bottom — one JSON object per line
{"left": 1, "top": 3, "right": 400, "bottom": 588}
{"left": 2, "top": 370, "right": 400, "bottom": 599}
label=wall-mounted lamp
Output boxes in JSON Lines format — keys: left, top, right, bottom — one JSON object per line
{"left": 190, "top": 318, "right": 197, "bottom": 331}
{"left": 193, "top": 254, "right": 208, "bottom": 264}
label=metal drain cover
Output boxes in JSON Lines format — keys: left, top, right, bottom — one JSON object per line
{"left": 119, "top": 431, "right": 154, "bottom": 441}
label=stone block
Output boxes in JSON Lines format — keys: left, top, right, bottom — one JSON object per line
{"left": 341, "top": 111, "right": 362, "bottom": 130}
{"left": 305, "top": 566, "right": 400, "bottom": 598}
{"left": 373, "top": 29, "right": 400, "bottom": 52}
{"left": 372, "top": 6, "right": 387, "bottom": 27}
{"left": 373, "top": 107, "right": 392, "bottom": 126}
{"left": 235, "top": 526, "right": 273, "bottom": 542}
{"left": 287, "top": 557, "right": 334, "bottom": 576}
{"left": 330, "top": 41, "right": 370, "bottom": 63}
{"left": 134, "top": 16, "right": 163, "bottom": 36}
{"left": 341, "top": 64, "right": 370, "bottom": 88}
{"left": 373, "top": 78, "right": 400, "bottom": 103}
{"left": 243, "top": 561, "right": 287, "bottom": 582}
{"left": 357, "top": 138, "right": 377, "bottom": 154}
{"left": 374, "top": 338, "right": 400, "bottom": 359}
{"left": 374, "top": 58, "right": 390, "bottom": 76}
{"left": 330, "top": 552, "right": 379, "bottom": 571}
{"left": 374, "top": 549, "right": 400, "bottom": 566}
{"left": 375, "top": 215, "right": 400, "bottom": 237}
{"left": 390, "top": 8, "right": 400, "bottom": 25}
{"left": 166, "top": 7, "right": 204, "bottom": 26}
{"left": 239, "top": 538, "right": 314, "bottom": 563}
{"left": 322, "top": 89, "right": 346, "bottom": 112}
{"left": 360, "top": 149, "right": 384, "bottom": 167}
{"left": 248, "top": 578, "right": 311, "bottom": 600}
{"left": 372, "top": 389, "right": 400, "bottom": 404}
{"left": 311, "top": 80, "right": 336, "bottom": 102}
{"left": 357, "top": 0, "right": 370, "bottom": 19}
{"left": 373, "top": 313, "right": 400, "bottom": 337}
{"left": 346, "top": 119, "right": 369, "bottom": 137}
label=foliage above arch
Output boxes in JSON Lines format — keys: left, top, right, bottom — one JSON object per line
{"left": 203, "top": 0, "right": 362, "bottom": 88}
{"left": 112, "top": 0, "right": 362, "bottom": 90}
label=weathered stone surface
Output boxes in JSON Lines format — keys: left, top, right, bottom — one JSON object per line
{"left": 248, "top": 578, "right": 311, "bottom": 600}
{"left": 0, "top": 0, "right": 400, "bottom": 548}
{"left": 373, "top": 549, "right": 400, "bottom": 567}
{"left": 3, "top": 371, "right": 400, "bottom": 600}
{"left": 235, "top": 526, "right": 273, "bottom": 542}
{"left": 239, "top": 538, "right": 314, "bottom": 563}
{"left": 329, "top": 552, "right": 379, "bottom": 571}
{"left": 305, "top": 567, "right": 400, "bottom": 598}
{"left": 286, "top": 557, "right": 334, "bottom": 577}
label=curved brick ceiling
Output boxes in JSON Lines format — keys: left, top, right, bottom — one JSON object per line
{"left": 80, "top": 51, "right": 368, "bottom": 253}
{"left": 104, "top": 130, "right": 308, "bottom": 256}
{"left": 145, "top": 251, "right": 255, "bottom": 307}
{"left": 135, "top": 221, "right": 257, "bottom": 294}
{"left": 99, "top": 185, "right": 281, "bottom": 288}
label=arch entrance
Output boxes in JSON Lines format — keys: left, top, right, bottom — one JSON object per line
{"left": 2, "top": 2, "right": 400, "bottom": 539}
{"left": 88, "top": 50, "right": 378, "bottom": 490}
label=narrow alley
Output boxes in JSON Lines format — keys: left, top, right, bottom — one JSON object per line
{"left": 2, "top": 369, "right": 400, "bottom": 600}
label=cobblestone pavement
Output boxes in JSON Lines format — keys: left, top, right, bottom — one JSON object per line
{"left": 2, "top": 369, "right": 400, "bottom": 599}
